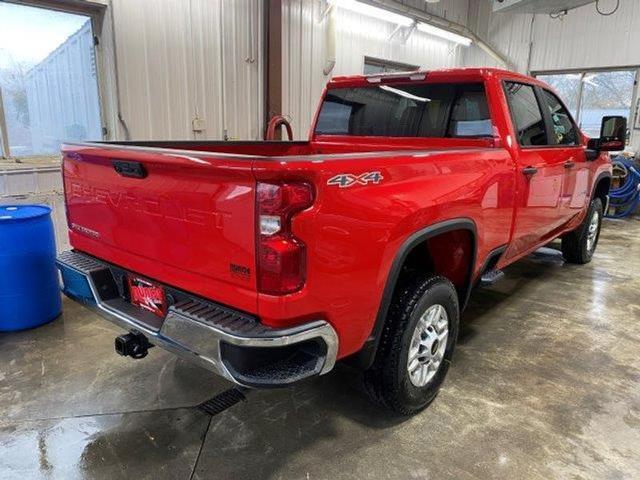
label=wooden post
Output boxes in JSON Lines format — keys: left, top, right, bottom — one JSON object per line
{"left": 266, "top": 0, "right": 283, "bottom": 139}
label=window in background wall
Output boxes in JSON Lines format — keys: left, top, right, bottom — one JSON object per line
{"left": 0, "top": 2, "right": 102, "bottom": 158}
{"left": 537, "top": 70, "right": 636, "bottom": 139}
{"left": 580, "top": 71, "right": 635, "bottom": 138}
{"left": 363, "top": 57, "right": 419, "bottom": 75}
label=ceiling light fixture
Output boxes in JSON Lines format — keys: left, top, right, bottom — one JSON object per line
{"left": 328, "top": 0, "right": 414, "bottom": 27}
{"left": 416, "top": 22, "right": 472, "bottom": 46}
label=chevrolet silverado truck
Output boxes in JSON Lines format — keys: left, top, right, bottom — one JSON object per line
{"left": 57, "top": 68, "right": 623, "bottom": 415}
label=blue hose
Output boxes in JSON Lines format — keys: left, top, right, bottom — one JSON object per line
{"left": 605, "top": 156, "right": 640, "bottom": 218}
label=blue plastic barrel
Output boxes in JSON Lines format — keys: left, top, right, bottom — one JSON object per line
{"left": 0, "top": 205, "right": 61, "bottom": 331}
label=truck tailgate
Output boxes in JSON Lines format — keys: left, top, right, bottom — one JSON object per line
{"left": 62, "top": 145, "right": 257, "bottom": 313}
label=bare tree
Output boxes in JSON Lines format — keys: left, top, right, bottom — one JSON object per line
{"left": 0, "top": 58, "right": 31, "bottom": 128}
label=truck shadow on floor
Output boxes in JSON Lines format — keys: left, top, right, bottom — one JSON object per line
{"left": 56, "top": 248, "right": 574, "bottom": 480}
{"left": 188, "top": 247, "right": 575, "bottom": 479}
{"left": 458, "top": 246, "right": 566, "bottom": 346}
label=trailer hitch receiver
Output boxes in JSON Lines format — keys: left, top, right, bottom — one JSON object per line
{"left": 115, "top": 330, "right": 154, "bottom": 359}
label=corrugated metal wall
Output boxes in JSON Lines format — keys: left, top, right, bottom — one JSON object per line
{"left": 110, "top": 0, "right": 195, "bottom": 140}
{"left": 464, "top": 0, "right": 533, "bottom": 72}
{"left": 282, "top": 0, "right": 335, "bottom": 142}
{"left": 528, "top": 1, "right": 640, "bottom": 71}
{"left": 25, "top": 20, "right": 102, "bottom": 154}
{"left": 110, "top": 0, "right": 263, "bottom": 141}
{"left": 335, "top": 9, "right": 463, "bottom": 73}
{"left": 466, "top": 0, "right": 640, "bottom": 73}
{"left": 282, "top": 0, "right": 470, "bottom": 139}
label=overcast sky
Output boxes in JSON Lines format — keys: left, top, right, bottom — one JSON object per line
{"left": 0, "top": 2, "right": 89, "bottom": 69}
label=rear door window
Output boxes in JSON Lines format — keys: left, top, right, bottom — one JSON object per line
{"left": 448, "top": 84, "right": 493, "bottom": 137}
{"left": 314, "top": 83, "right": 492, "bottom": 138}
{"left": 504, "top": 82, "right": 548, "bottom": 146}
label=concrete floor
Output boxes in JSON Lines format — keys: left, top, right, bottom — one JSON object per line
{"left": 1, "top": 218, "right": 639, "bottom": 480}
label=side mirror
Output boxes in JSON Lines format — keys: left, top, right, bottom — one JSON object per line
{"left": 589, "top": 116, "right": 627, "bottom": 152}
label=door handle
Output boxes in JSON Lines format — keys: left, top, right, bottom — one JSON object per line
{"left": 522, "top": 166, "right": 538, "bottom": 176}
{"left": 564, "top": 160, "right": 576, "bottom": 169}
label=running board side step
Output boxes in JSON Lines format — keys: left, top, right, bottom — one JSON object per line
{"left": 479, "top": 269, "right": 505, "bottom": 286}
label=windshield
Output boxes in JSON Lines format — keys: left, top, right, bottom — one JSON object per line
{"left": 315, "top": 82, "right": 493, "bottom": 138}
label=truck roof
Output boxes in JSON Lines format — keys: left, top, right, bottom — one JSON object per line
{"left": 328, "top": 67, "right": 541, "bottom": 87}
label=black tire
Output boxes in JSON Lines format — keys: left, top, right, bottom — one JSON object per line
{"left": 363, "top": 274, "right": 460, "bottom": 415}
{"left": 561, "top": 197, "right": 604, "bottom": 264}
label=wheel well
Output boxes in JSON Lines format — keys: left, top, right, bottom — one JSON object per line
{"left": 593, "top": 176, "right": 611, "bottom": 206}
{"left": 347, "top": 221, "right": 477, "bottom": 370}
{"left": 396, "top": 228, "right": 474, "bottom": 305}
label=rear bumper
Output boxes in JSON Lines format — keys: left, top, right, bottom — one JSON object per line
{"left": 56, "top": 250, "right": 338, "bottom": 388}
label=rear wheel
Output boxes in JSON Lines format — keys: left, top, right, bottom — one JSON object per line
{"left": 561, "top": 197, "right": 604, "bottom": 264}
{"left": 363, "top": 274, "right": 459, "bottom": 415}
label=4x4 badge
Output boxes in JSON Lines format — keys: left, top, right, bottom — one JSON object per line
{"left": 327, "top": 171, "right": 383, "bottom": 188}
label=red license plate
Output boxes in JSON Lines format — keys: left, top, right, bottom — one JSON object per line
{"left": 127, "top": 275, "right": 167, "bottom": 317}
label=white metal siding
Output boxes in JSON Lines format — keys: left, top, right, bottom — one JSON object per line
{"left": 466, "top": 0, "right": 640, "bottom": 73}
{"left": 111, "top": 0, "right": 263, "bottom": 141}
{"left": 216, "top": 0, "right": 264, "bottom": 141}
{"left": 529, "top": 1, "right": 640, "bottom": 71}
{"left": 463, "top": 0, "right": 533, "bottom": 72}
{"left": 282, "top": 0, "right": 467, "bottom": 139}
{"left": 111, "top": 0, "right": 197, "bottom": 140}
{"left": 282, "top": 0, "right": 331, "bottom": 141}
{"left": 335, "top": 8, "right": 463, "bottom": 73}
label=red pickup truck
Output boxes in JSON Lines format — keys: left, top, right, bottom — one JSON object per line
{"left": 57, "top": 68, "right": 623, "bottom": 415}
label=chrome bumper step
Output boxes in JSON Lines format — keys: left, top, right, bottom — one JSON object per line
{"left": 56, "top": 250, "right": 338, "bottom": 388}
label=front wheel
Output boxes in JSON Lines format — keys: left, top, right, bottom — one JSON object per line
{"left": 561, "top": 197, "right": 604, "bottom": 264}
{"left": 363, "top": 274, "right": 460, "bottom": 415}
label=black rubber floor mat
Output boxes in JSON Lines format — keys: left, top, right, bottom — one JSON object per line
{"left": 198, "top": 387, "right": 247, "bottom": 416}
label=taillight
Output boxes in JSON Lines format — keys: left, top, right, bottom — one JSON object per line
{"left": 256, "top": 182, "right": 314, "bottom": 295}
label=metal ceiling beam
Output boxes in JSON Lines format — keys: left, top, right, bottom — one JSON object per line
{"left": 1, "top": 0, "right": 106, "bottom": 15}
{"left": 361, "top": 0, "right": 513, "bottom": 69}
